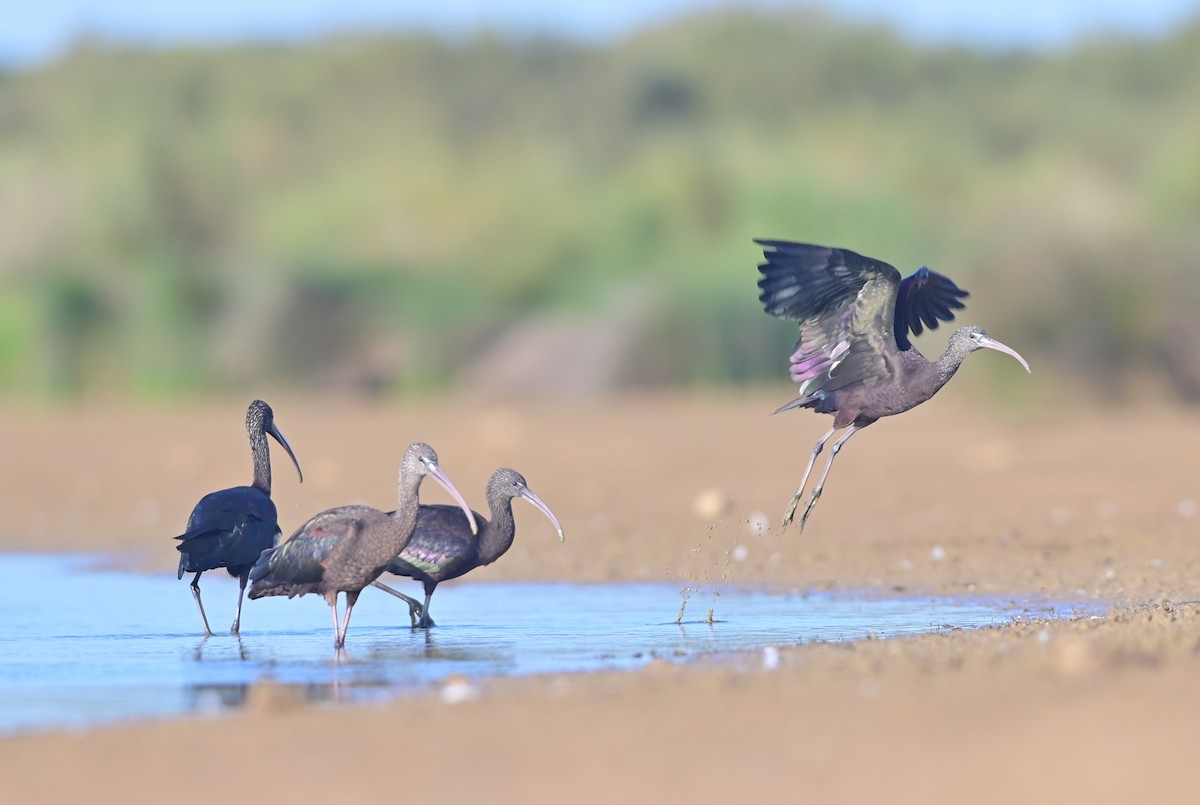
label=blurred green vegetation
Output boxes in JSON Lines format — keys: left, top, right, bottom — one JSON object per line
{"left": 1, "top": 8, "right": 1198, "bottom": 400}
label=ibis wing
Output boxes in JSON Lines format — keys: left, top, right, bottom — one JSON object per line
{"left": 756, "top": 240, "right": 901, "bottom": 322}
{"left": 756, "top": 240, "right": 905, "bottom": 405}
{"left": 249, "top": 510, "right": 361, "bottom": 586}
{"left": 387, "top": 504, "right": 485, "bottom": 580}
{"left": 175, "top": 487, "right": 280, "bottom": 577}
{"left": 893, "top": 267, "right": 969, "bottom": 350}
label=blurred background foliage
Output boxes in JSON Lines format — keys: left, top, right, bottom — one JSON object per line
{"left": 1, "top": 7, "right": 1198, "bottom": 400}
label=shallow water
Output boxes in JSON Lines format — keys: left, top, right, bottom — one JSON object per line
{"left": 0, "top": 554, "right": 1099, "bottom": 735}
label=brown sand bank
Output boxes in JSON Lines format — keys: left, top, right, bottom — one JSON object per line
{"left": 1, "top": 393, "right": 1199, "bottom": 803}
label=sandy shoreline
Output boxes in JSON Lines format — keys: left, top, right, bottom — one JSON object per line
{"left": 2, "top": 393, "right": 1199, "bottom": 803}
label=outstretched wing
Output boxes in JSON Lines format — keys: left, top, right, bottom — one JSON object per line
{"left": 756, "top": 240, "right": 904, "bottom": 408}
{"left": 756, "top": 240, "right": 970, "bottom": 406}
{"left": 893, "top": 266, "right": 969, "bottom": 350}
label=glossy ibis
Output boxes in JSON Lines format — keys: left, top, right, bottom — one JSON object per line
{"left": 175, "top": 400, "right": 303, "bottom": 636}
{"left": 247, "top": 442, "right": 477, "bottom": 649}
{"left": 371, "top": 467, "right": 565, "bottom": 628}
{"left": 756, "top": 240, "right": 1031, "bottom": 532}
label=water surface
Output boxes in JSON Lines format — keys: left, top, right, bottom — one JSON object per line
{"left": 0, "top": 554, "right": 1099, "bottom": 735}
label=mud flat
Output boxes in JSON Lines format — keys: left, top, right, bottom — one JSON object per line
{"left": 1, "top": 393, "right": 1199, "bottom": 803}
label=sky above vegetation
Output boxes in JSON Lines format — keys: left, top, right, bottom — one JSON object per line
{"left": 4, "top": 0, "right": 1200, "bottom": 67}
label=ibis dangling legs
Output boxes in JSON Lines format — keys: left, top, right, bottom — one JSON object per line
{"left": 781, "top": 424, "right": 836, "bottom": 528}
{"left": 756, "top": 240, "right": 1031, "bottom": 533}
{"left": 787, "top": 424, "right": 861, "bottom": 531}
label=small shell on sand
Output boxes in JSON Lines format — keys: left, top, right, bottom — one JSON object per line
{"left": 692, "top": 489, "right": 732, "bottom": 521}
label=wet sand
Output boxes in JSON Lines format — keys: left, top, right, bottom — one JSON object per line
{"left": 2, "top": 392, "right": 1199, "bottom": 803}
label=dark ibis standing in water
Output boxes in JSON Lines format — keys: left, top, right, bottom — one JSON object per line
{"left": 371, "top": 467, "right": 565, "bottom": 628}
{"left": 248, "top": 442, "right": 476, "bottom": 649}
{"left": 755, "top": 240, "right": 1032, "bottom": 532}
{"left": 175, "top": 399, "right": 303, "bottom": 636}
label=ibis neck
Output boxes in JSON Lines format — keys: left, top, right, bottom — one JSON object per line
{"left": 391, "top": 475, "right": 424, "bottom": 536}
{"left": 249, "top": 429, "right": 272, "bottom": 493}
{"left": 934, "top": 342, "right": 971, "bottom": 390}
{"left": 477, "top": 496, "right": 517, "bottom": 565}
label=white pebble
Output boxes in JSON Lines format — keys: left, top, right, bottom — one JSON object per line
{"left": 732, "top": 544, "right": 748, "bottom": 562}
{"left": 692, "top": 489, "right": 732, "bottom": 521}
{"left": 762, "top": 646, "right": 780, "bottom": 671}
{"left": 930, "top": 545, "right": 946, "bottom": 562}
{"left": 1037, "top": 629, "right": 1052, "bottom": 645}
{"left": 440, "top": 677, "right": 480, "bottom": 705}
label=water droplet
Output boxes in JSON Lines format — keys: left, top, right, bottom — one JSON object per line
{"left": 744, "top": 512, "right": 769, "bottom": 536}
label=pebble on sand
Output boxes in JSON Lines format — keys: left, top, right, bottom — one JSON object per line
{"left": 692, "top": 489, "right": 732, "bottom": 521}
{"left": 440, "top": 675, "right": 481, "bottom": 705}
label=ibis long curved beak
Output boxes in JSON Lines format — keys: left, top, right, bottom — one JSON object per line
{"left": 267, "top": 422, "right": 304, "bottom": 483}
{"left": 425, "top": 463, "right": 479, "bottom": 535}
{"left": 519, "top": 486, "right": 566, "bottom": 542}
{"left": 979, "top": 336, "right": 1031, "bottom": 374}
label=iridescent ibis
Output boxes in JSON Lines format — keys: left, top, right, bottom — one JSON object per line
{"left": 175, "top": 399, "right": 303, "bottom": 636}
{"left": 756, "top": 240, "right": 1032, "bottom": 532}
{"left": 371, "top": 467, "right": 565, "bottom": 628}
{"left": 247, "top": 443, "right": 476, "bottom": 649}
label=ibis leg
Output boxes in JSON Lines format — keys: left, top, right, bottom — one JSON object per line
{"left": 231, "top": 570, "right": 249, "bottom": 635}
{"left": 369, "top": 580, "right": 424, "bottom": 627}
{"left": 189, "top": 572, "right": 214, "bottom": 637}
{"left": 336, "top": 591, "right": 360, "bottom": 649}
{"left": 782, "top": 426, "right": 837, "bottom": 529}
{"left": 797, "top": 425, "right": 859, "bottom": 533}
{"left": 417, "top": 590, "right": 436, "bottom": 630}
{"left": 330, "top": 601, "right": 342, "bottom": 648}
